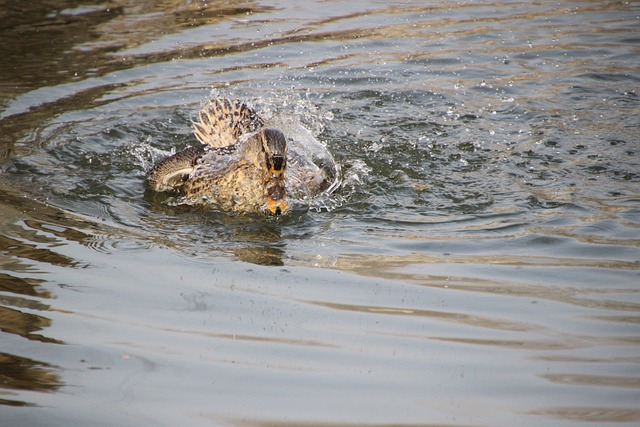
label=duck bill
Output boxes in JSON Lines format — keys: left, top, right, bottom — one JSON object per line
{"left": 266, "top": 178, "right": 287, "bottom": 216}
{"left": 268, "top": 166, "right": 285, "bottom": 181}
{"left": 266, "top": 196, "right": 287, "bottom": 216}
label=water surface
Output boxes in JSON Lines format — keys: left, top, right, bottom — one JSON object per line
{"left": 1, "top": 1, "right": 639, "bottom": 426}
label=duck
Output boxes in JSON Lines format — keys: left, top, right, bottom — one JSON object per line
{"left": 147, "top": 98, "right": 339, "bottom": 215}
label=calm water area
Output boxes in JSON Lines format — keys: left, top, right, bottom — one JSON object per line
{"left": 1, "top": 1, "right": 639, "bottom": 426}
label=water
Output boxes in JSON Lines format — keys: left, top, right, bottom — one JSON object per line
{"left": 1, "top": 1, "right": 639, "bottom": 425}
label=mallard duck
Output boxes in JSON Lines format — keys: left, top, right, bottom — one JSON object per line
{"left": 147, "top": 98, "right": 339, "bottom": 215}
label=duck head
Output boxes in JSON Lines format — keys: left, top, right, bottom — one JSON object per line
{"left": 258, "top": 128, "right": 288, "bottom": 215}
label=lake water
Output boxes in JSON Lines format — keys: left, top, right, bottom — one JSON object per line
{"left": 1, "top": 1, "right": 639, "bottom": 426}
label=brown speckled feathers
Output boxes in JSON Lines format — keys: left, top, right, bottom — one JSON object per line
{"left": 193, "top": 99, "right": 263, "bottom": 148}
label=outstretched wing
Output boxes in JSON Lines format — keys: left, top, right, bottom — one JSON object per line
{"left": 193, "top": 98, "right": 264, "bottom": 148}
{"left": 147, "top": 145, "right": 205, "bottom": 192}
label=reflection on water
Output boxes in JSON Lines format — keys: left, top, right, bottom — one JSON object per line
{"left": 0, "top": 195, "right": 67, "bottom": 407}
{"left": 0, "top": 352, "right": 62, "bottom": 406}
{"left": 1, "top": 0, "right": 639, "bottom": 425}
{"left": 0, "top": 273, "right": 49, "bottom": 304}
{"left": 0, "top": 305, "right": 60, "bottom": 344}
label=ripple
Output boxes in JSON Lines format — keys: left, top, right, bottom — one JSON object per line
{"left": 306, "top": 300, "right": 537, "bottom": 332}
{"left": 530, "top": 407, "right": 640, "bottom": 423}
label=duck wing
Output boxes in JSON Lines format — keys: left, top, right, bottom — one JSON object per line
{"left": 193, "top": 98, "right": 264, "bottom": 148}
{"left": 147, "top": 145, "right": 205, "bottom": 192}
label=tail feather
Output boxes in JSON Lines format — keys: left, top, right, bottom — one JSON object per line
{"left": 193, "top": 98, "right": 263, "bottom": 148}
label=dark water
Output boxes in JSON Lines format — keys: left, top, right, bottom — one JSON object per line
{"left": 1, "top": 1, "right": 639, "bottom": 426}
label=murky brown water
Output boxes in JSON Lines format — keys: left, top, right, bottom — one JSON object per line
{"left": 1, "top": 1, "right": 639, "bottom": 426}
